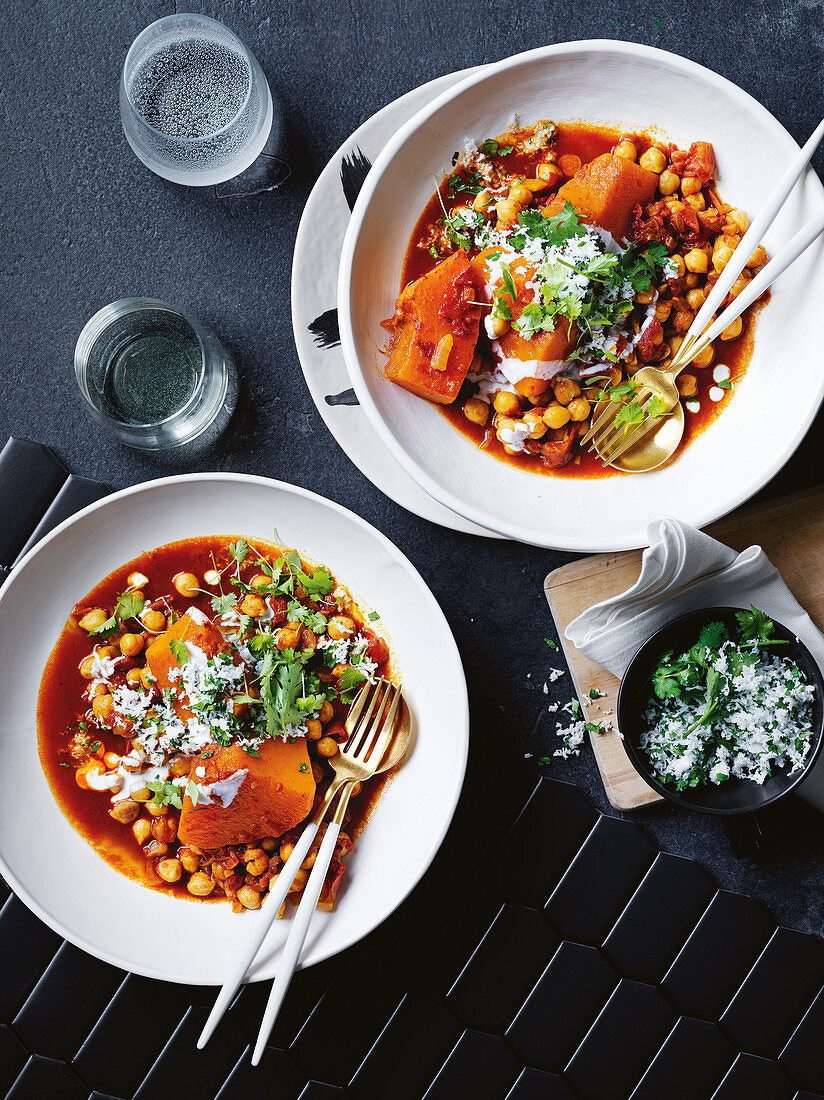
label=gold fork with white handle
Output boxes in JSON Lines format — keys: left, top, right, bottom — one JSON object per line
{"left": 583, "top": 115, "right": 824, "bottom": 471}
{"left": 197, "top": 678, "right": 407, "bottom": 1053}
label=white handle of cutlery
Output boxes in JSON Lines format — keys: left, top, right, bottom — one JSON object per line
{"left": 197, "top": 820, "right": 319, "bottom": 1050}
{"left": 683, "top": 115, "right": 824, "bottom": 356}
{"left": 250, "top": 820, "right": 342, "bottom": 1066}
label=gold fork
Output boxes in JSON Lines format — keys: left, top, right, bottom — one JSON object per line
{"left": 198, "top": 678, "right": 407, "bottom": 1053}
{"left": 250, "top": 678, "right": 405, "bottom": 1064}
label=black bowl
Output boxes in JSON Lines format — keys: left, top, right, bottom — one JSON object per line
{"left": 618, "top": 607, "right": 824, "bottom": 814}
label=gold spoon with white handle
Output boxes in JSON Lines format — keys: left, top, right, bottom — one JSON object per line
{"left": 584, "top": 206, "right": 824, "bottom": 471}
{"left": 583, "top": 115, "right": 824, "bottom": 471}
{"left": 198, "top": 679, "right": 409, "bottom": 1052}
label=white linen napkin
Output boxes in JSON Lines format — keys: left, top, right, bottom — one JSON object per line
{"left": 565, "top": 517, "right": 824, "bottom": 809}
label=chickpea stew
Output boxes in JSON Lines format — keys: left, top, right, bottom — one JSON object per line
{"left": 37, "top": 535, "right": 395, "bottom": 914}
{"left": 382, "top": 121, "right": 768, "bottom": 477}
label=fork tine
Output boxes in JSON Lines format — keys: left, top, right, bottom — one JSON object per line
{"left": 602, "top": 409, "right": 666, "bottom": 464}
{"left": 594, "top": 394, "right": 660, "bottom": 459}
{"left": 363, "top": 686, "right": 401, "bottom": 767}
{"left": 345, "top": 681, "right": 384, "bottom": 753}
{"left": 587, "top": 387, "right": 655, "bottom": 454}
{"left": 580, "top": 399, "right": 619, "bottom": 445}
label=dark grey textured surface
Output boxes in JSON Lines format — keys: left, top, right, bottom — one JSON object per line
{"left": 3, "top": 0, "right": 824, "bottom": 934}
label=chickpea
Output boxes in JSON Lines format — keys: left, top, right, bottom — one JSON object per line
{"left": 79, "top": 655, "right": 96, "bottom": 679}
{"left": 508, "top": 180, "right": 533, "bottom": 206}
{"left": 728, "top": 273, "right": 750, "bottom": 300}
{"left": 639, "top": 147, "right": 667, "bottom": 173}
{"left": 692, "top": 343, "right": 716, "bottom": 369}
{"left": 145, "top": 801, "right": 168, "bottom": 819}
{"left": 178, "top": 847, "right": 201, "bottom": 873}
{"left": 103, "top": 751, "right": 119, "bottom": 769}
{"left": 89, "top": 681, "right": 109, "bottom": 699}
{"left": 277, "top": 623, "right": 302, "bottom": 651}
{"left": 536, "top": 161, "right": 562, "bottom": 183}
{"left": 614, "top": 140, "right": 637, "bottom": 161}
{"left": 713, "top": 243, "right": 734, "bottom": 272}
{"left": 306, "top": 719, "right": 323, "bottom": 740}
{"left": 463, "top": 398, "right": 489, "bottom": 426}
{"left": 119, "top": 633, "right": 144, "bottom": 658}
{"left": 488, "top": 314, "right": 510, "bottom": 338}
{"left": 495, "top": 198, "right": 521, "bottom": 226}
{"left": 173, "top": 572, "right": 200, "bottom": 598}
{"left": 657, "top": 169, "right": 680, "bottom": 196}
{"left": 493, "top": 390, "right": 521, "bottom": 417}
{"left": 683, "top": 272, "right": 700, "bottom": 289}
{"left": 349, "top": 781, "right": 363, "bottom": 798}
{"left": 669, "top": 335, "right": 685, "bottom": 358}
{"left": 543, "top": 404, "right": 571, "bottom": 429}
{"left": 187, "top": 872, "right": 215, "bottom": 897}
{"left": 318, "top": 700, "right": 334, "bottom": 725}
{"left": 288, "top": 869, "right": 309, "bottom": 894}
{"left": 157, "top": 858, "right": 183, "bottom": 884}
{"left": 92, "top": 693, "right": 114, "bottom": 721}
{"left": 672, "top": 255, "right": 686, "bottom": 278}
{"left": 260, "top": 837, "right": 278, "bottom": 852}
{"left": 237, "top": 886, "right": 262, "bottom": 910}
{"left": 635, "top": 290, "right": 654, "bottom": 306}
{"left": 240, "top": 593, "right": 266, "bottom": 617}
{"left": 125, "top": 667, "right": 144, "bottom": 687}
{"left": 145, "top": 839, "right": 168, "bottom": 859}
{"left": 552, "top": 377, "right": 581, "bottom": 406}
{"left": 248, "top": 574, "right": 269, "bottom": 590}
{"left": 79, "top": 609, "right": 108, "bottom": 633}
{"left": 677, "top": 373, "right": 698, "bottom": 398}
{"left": 673, "top": 309, "right": 694, "bottom": 334}
{"left": 727, "top": 208, "right": 750, "bottom": 234}
{"left": 244, "top": 849, "right": 269, "bottom": 876}
{"left": 132, "top": 817, "right": 151, "bottom": 845}
{"left": 684, "top": 248, "right": 709, "bottom": 274}
{"left": 680, "top": 175, "right": 702, "bottom": 197}
{"left": 567, "top": 397, "right": 591, "bottom": 422}
{"left": 169, "top": 756, "right": 192, "bottom": 783}
{"left": 654, "top": 301, "right": 672, "bottom": 323}
{"left": 109, "top": 799, "right": 140, "bottom": 825}
{"left": 141, "top": 609, "right": 166, "bottom": 633}
{"left": 684, "top": 192, "right": 706, "bottom": 212}
{"left": 280, "top": 839, "right": 295, "bottom": 862}
{"left": 127, "top": 572, "right": 149, "bottom": 589}
{"left": 721, "top": 315, "right": 743, "bottom": 340}
{"left": 327, "top": 615, "right": 356, "bottom": 641}
{"left": 315, "top": 736, "right": 339, "bottom": 759}
{"left": 473, "top": 188, "right": 492, "bottom": 213}
{"left": 518, "top": 410, "right": 545, "bottom": 439}
{"left": 747, "top": 244, "right": 768, "bottom": 268}
{"left": 301, "top": 847, "right": 318, "bottom": 870}
{"left": 686, "top": 288, "right": 706, "bottom": 311}
{"left": 131, "top": 786, "right": 152, "bottom": 802}
{"left": 311, "top": 763, "right": 325, "bottom": 784}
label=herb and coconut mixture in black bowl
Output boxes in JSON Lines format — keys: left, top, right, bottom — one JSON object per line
{"left": 618, "top": 607, "right": 824, "bottom": 814}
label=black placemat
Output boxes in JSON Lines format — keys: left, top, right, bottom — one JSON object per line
{"left": 2, "top": 439, "right": 823, "bottom": 1100}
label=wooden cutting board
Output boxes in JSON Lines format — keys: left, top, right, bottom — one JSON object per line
{"left": 544, "top": 485, "right": 824, "bottom": 811}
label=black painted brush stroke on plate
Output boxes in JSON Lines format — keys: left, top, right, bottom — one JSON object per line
{"left": 340, "top": 147, "right": 373, "bottom": 211}
{"left": 308, "top": 308, "right": 341, "bottom": 349}
{"left": 325, "top": 388, "right": 359, "bottom": 406}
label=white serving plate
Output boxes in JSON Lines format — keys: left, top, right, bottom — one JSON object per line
{"left": 339, "top": 40, "right": 824, "bottom": 551}
{"left": 0, "top": 474, "right": 468, "bottom": 983}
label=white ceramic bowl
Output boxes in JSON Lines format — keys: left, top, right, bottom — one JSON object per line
{"left": 0, "top": 474, "right": 468, "bottom": 983}
{"left": 339, "top": 41, "right": 824, "bottom": 551}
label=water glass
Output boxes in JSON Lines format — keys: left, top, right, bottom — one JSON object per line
{"left": 75, "top": 298, "right": 238, "bottom": 450}
{"left": 120, "top": 14, "right": 273, "bottom": 186}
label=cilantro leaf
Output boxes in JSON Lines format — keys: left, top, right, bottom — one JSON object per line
{"left": 545, "top": 638, "right": 558, "bottom": 650}
{"left": 735, "top": 606, "right": 788, "bottom": 648}
{"left": 480, "top": 138, "right": 513, "bottom": 157}
{"left": 147, "top": 778, "right": 183, "bottom": 810}
{"left": 89, "top": 613, "right": 119, "bottom": 638}
{"left": 447, "top": 170, "right": 484, "bottom": 196}
{"left": 115, "top": 591, "right": 145, "bottom": 620}
{"left": 229, "top": 539, "right": 248, "bottom": 562}
{"left": 338, "top": 667, "right": 367, "bottom": 702}
{"left": 168, "top": 638, "right": 189, "bottom": 666}
{"left": 698, "top": 621, "right": 728, "bottom": 651}
{"left": 685, "top": 666, "right": 726, "bottom": 736}
{"left": 211, "top": 592, "right": 239, "bottom": 616}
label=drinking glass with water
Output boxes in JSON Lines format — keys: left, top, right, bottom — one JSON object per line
{"left": 120, "top": 14, "right": 273, "bottom": 186}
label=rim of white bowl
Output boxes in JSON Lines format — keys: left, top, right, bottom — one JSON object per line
{"left": 0, "top": 472, "right": 469, "bottom": 981}
{"left": 338, "top": 39, "right": 824, "bottom": 551}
